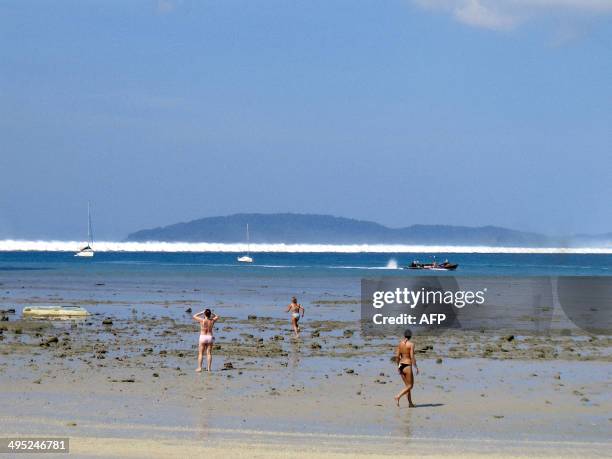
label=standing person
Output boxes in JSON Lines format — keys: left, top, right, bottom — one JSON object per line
{"left": 286, "top": 296, "right": 305, "bottom": 338}
{"left": 394, "top": 329, "right": 419, "bottom": 407}
{"left": 193, "top": 308, "right": 219, "bottom": 372}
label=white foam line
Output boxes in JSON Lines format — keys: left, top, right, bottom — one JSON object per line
{"left": 0, "top": 240, "right": 611, "bottom": 254}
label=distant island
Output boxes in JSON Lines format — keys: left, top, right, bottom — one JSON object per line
{"left": 125, "top": 213, "right": 610, "bottom": 247}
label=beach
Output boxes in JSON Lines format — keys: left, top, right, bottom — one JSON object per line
{"left": 1, "top": 254, "right": 610, "bottom": 458}
{"left": 1, "top": 318, "right": 610, "bottom": 458}
{"left": 5, "top": 0, "right": 612, "bottom": 454}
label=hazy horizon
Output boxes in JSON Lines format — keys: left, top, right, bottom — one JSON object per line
{"left": 1, "top": 1, "right": 611, "bottom": 240}
{"left": 0, "top": 211, "right": 610, "bottom": 244}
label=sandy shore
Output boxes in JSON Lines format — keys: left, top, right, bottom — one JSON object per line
{"left": 0, "top": 435, "right": 605, "bottom": 458}
{"left": 1, "top": 315, "right": 611, "bottom": 458}
{"left": 1, "top": 279, "right": 611, "bottom": 458}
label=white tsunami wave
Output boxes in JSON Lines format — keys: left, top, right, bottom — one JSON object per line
{"left": 1, "top": 240, "right": 612, "bottom": 254}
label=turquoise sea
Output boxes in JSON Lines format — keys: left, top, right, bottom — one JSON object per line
{"left": 1, "top": 251, "right": 610, "bottom": 323}
{"left": 1, "top": 251, "right": 610, "bottom": 276}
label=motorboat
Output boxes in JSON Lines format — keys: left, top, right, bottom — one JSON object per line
{"left": 404, "top": 259, "right": 458, "bottom": 271}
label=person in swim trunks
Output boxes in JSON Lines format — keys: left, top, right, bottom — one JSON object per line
{"left": 193, "top": 308, "right": 219, "bottom": 372}
{"left": 286, "top": 296, "right": 305, "bottom": 338}
{"left": 394, "top": 328, "right": 419, "bottom": 407}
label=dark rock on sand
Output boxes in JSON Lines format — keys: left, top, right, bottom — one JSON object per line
{"left": 40, "top": 336, "right": 59, "bottom": 346}
{"left": 310, "top": 342, "right": 322, "bottom": 349}
{"left": 0, "top": 316, "right": 8, "bottom": 322}
{"left": 185, "top": 308, "right": 192, "bottom": 314}
{"left": 102, "top": 318, "right": 113, "bottom": 325}
{"left": 248, "top": 315, "right": 257, "bottom": 320}
{"left": 418, "top": 345, "right": 434, "bottom": 353}
{"left": 505, "top": 335, "right": 515, "bottom": 342}
{"left": 436, "top": 358, "right": 443, "bottom": 364}
{"left": 223, "top": 362, "right": 234, "bottom": 370}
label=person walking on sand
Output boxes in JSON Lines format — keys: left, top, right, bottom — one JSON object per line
{"left": 286, "top": 296, "right": 304, "bottom": 338}
{"left": 193, "top": 308, "right": 219, "bottom": 372}
{"left": 394, "top": 329, "right": 419, "bottom": 407}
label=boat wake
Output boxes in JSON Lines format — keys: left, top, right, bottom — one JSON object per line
{"left": 386, "top": 258, "right": 399, "bottom": 269}
{"left": 1, "top": 240, "right": 611, "bottom": 254}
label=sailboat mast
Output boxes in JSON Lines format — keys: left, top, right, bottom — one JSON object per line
{"left": 246, "top": 224, "right": 250, "bottom": 256}
{"left": 87, "top": 202, "right": 93, "bottom": 245}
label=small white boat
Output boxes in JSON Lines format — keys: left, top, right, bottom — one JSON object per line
{"left": 75, "top": 202, "right": 95, "bottom": 257}
{"left": 75, "top": 245, "right": 94, "bottom": 257}
{"left": 237, "top": 223, "right": 254, "bottom": 263}
{"left": 23, "top": 305, "right": 89, "bottom": 317}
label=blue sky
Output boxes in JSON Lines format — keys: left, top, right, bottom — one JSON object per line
{"left": 1, "top": 0, "right": 611, "bottom": 240}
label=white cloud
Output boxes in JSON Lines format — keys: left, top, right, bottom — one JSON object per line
{"left": 455, "top": 0, "right": 518, "bottom": 29}
{"left": 413, "top": 0, "right": 612, "bottom": 30}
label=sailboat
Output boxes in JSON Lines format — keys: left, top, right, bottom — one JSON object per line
{"left": 237, "top": 224, "right": 253, "bottom": 263}
{"left": 75, "top": 202, "right": 94, "bottom": 257}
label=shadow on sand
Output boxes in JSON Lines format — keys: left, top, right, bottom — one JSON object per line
{"left": 413, "top": 403, "right": 444, "bottom": 408}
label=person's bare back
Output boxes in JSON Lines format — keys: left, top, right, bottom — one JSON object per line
{"left": 397, "top": 339, "right": 414, "bottom": 365}
{"left": 199, "top": 317, "right": 215, "bottom": 336}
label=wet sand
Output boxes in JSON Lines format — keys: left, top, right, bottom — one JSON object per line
{"left": 21, "top": 436, "right": 612, "bottom": 458}
{"left": 0, "top": 278, "right": 611, "bottom": 457}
